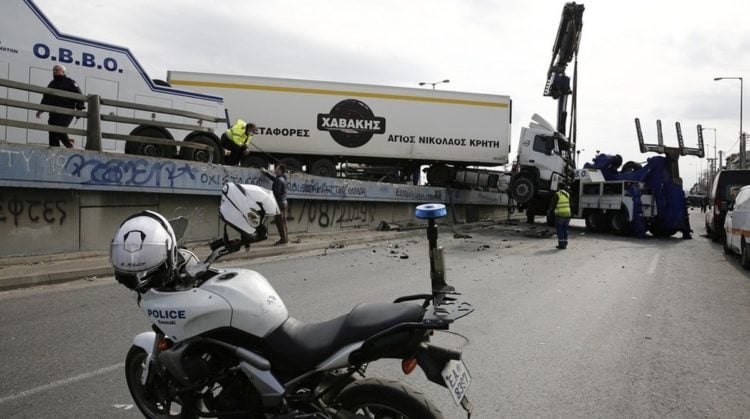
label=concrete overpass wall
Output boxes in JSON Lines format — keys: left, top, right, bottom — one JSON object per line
{"left": 0, "top": 144, "right": 509, "bottom": 257}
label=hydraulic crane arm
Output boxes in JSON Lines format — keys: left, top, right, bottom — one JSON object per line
{"left": 544, "top": 2, "right": 585, "bottom": 138}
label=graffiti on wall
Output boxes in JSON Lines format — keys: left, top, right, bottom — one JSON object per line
{"left": 288, "top": 200, "right": 376, "bottom": 229}
{"left": 64, "top": 155, "right": 197, "bottom": 188}
{"left": 0, "top": 144, "right": 502, "bottom": 204}
{"left": 0, "top": 195, "right": 67, "bottom": 227}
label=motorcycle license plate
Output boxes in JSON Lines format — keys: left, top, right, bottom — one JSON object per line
{"left": 442, "top": 359, "right": 471, "bottom": 406}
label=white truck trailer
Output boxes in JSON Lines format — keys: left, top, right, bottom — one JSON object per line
{"left": 168, "top": 71, "right": 511, "bottom": 187}
{"left": 0, "top": 0, "right": 227, "bottom": 162}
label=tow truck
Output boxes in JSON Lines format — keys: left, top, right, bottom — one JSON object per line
{"left": 506, "top": 2, "right": 705, "bottom": 237}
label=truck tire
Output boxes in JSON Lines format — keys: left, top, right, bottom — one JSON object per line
{"left": 585, "top": 210, "right": 605, "bottom": 233}
{"left": 279, "top": 157, "right": 303, "bottom": 173}
{"left": 180, "top": 135, "right": 223, "bottom": 164}
{"left": 240, "top": 156, "right": 268, "bottom": 169}
{"left": 125, "top": 127, "right": 176, "bottom": 159}
{"left": 649, "top": 224, "right": 677, "bottom": 238}
{"left": 610, "top": 210, "right": 632, "bottom": 236}
{"left": 426, "top": 164, "right": 453, "bottom": 187}
{"left": 309, "top": 159, "right": 337, "bottom": 177}
{"left": 510, "top": 177, "right": 535, "bottom": 204}
{"left": 742, "top": 240, "right": 750, "bottom": 270}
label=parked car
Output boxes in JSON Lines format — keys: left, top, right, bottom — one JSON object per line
{"left": 723, "top": 185, "right": 750, "bottom": 268}
{"left": 706, "top": 170, "right": 750, "bottom": 242}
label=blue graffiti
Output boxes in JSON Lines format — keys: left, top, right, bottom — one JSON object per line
{"left": 64, "top": 155, "right": 196, "bottom": 188}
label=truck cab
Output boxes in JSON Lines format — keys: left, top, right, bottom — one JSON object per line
{"left": 510, "top": 114, "right": 572, "bottom": 211}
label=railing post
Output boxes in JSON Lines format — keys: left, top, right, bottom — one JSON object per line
{"left": 85, "top": 95, "right": 102, "bottom": 151}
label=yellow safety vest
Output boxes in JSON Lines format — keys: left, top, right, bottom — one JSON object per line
{"left": 225, "top": 119, "right": 253, "bottom": 146}
{"left": 555, "top": 190, "right": 571, "bottom": 217}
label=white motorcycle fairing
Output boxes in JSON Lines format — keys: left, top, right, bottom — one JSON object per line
{"left": 139, "top": 268, "right": 288, "bottom": 342}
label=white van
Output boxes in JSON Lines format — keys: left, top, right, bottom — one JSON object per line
{"left": 723, "top": 184, "right": 750, "bottom": 268}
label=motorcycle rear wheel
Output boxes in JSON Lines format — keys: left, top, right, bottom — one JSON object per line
{"left": 125, "top": 346, "right": 197, "bottom": 418}
{"left": 335, "top": 377, "right": 444, "bottom": 419}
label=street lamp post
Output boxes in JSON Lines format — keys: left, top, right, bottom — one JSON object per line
{"left": 714, "top": 76, "right": 744, "bottom": 169}
{"left": 702, "top": 127, "right": 717, "bottom": 185}
{"left": 418, "top": 79, "right": 450, "bottom": 90}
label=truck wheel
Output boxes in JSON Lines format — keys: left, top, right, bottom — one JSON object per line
{"left": 125, "top": 127, "right": 175, "bottom": 159}
{"left": 279, "top": 157, "right": 303, "bottom": 173}
{"left": 610, "top": 210, "right": 631, "bottom": 236}
{"left": 742, "top": 239, "right": 750, "bottom": 270}
{"left": 510, "top": 177, "right": 535, "bottom": 204}
{"left": 649, "top": 225, "right": 677, "bottom": 238}
{"left": 240, "top": 156, "right": 268, "bottom": 169}
{"left": 180, "top": 135, "right": 222, "bottom": 164}
{"left": 309, "top": 159, "right": 337, "bottom": 177}
{"left": 426, "top": 164, "right": 453, "bottom": 187}
{"left": 585, "top": 211, "right": 604, "bottom": 233}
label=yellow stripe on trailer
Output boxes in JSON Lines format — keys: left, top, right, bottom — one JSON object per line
{"left": 169, "top": 79, "right": 510, "bottom": 109}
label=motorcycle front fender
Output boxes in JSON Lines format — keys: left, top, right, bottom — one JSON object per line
{"left": 133, "top": 331, "right": 157, "bottom": 354}
{"left": 133, "top": 331, "right": 157, "bottom": 386}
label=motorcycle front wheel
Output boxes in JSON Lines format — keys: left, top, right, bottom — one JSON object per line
{"left": 125, "top": 345, "right": 197, "bottom": 418}
{"left": 335, "top": 377, "right": 444, "bottom": 419}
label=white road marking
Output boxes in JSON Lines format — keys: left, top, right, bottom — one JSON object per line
{"left": 647, "top": 253, "right": 660, "bottom": 275}
{"left": 0, "top": 363, "right": 124, "bottom": 405}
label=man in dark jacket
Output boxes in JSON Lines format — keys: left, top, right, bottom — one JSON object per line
{"left": 35, "top": 65, "right": 85, "bottom": 148}
{"left": 262, "top": 164, "right": 289, "bottom": 246}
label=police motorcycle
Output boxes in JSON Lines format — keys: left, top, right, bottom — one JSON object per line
{"left": 111, "top": 183, "right": 474, "bottom": 418}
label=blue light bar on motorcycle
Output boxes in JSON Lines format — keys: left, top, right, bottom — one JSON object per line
{"left": 415, "top": 203, "right": 447, "bottom": 220}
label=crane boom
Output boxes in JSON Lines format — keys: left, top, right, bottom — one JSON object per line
{"left": 544, "top": 2, "right": 584, "bottom": 140}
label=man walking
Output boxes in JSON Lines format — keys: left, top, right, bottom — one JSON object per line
{"left": 221, "top": 119, "right": 258, "bottom": 165}
{"left": 262, "top": 164, "right": 289, "bottom": 246}
{"left": 35, "top": 65, "right": 85, "bottom": 148}
{"left": 549, "top": 182, "right": 572, "bottom": 249}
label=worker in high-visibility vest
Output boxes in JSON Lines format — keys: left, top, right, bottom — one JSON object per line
{"left": 220, "top": 119, "right": 258, "bottom": 165}
{"left": 549, "top": 182, "right": 572, "bottom": 249}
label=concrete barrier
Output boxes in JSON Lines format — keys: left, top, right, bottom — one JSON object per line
{"left": 0, "top": 143, "right": 510, "bottom": 257}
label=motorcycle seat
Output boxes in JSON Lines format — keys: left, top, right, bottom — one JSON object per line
{"left": 265, "top": 302, "right": 425, "bottom": 375}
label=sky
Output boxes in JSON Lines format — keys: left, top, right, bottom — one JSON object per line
{"left": 34, "top": 0, "right": 750, "bottom": 189}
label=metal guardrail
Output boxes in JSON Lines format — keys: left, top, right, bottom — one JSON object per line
{"left": 0, "top": 77, "right": 226, "bottom": 153}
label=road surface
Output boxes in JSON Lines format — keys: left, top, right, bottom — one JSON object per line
{"left": 1, "top": 212, "right": 749, "bottom": 418}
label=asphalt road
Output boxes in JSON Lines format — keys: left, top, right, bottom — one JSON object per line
{"left": 1, "top": 211, "right": 749, "bottom": 418}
